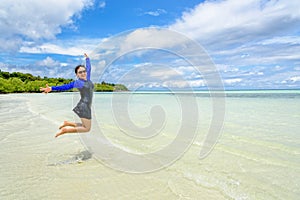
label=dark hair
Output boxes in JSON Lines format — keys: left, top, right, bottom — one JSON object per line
{"left": 75, "top": 65, "right": 86, "bottom": 74}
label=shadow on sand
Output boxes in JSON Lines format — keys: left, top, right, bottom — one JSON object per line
{"left": 47, "top": 150, "right": 93, "bottom": 166}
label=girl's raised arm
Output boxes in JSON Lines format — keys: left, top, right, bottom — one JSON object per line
{"left": 84, "top": 53, "right": 91, "bottom": 81}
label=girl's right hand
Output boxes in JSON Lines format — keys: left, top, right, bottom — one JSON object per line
{"left": 40, "top": 84, "right": 52, "bottom": 94}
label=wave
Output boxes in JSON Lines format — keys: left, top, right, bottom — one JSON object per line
{"left": 26, "top": 100, "right": 61, "bottom": 127}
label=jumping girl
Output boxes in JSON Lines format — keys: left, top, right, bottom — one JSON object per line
{"left": 40, "top": 53, "right": 94, "bottom": 138}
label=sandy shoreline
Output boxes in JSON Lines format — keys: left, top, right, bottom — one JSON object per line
{"left": 0, "top": 94, "right": 227, "bottom": 199}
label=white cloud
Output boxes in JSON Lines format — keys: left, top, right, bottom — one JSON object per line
{"left": 60, "top": 63, "right": 69, "bottom": 67}
{"left": 261, "top": 36, "right": 300, "bottom": 45}
{"left": 161, "top": 80, "right": 190, "bottom": 88}
{"left": 216, "top": 64, "right": 239, "bottom": 73}
{"left": 242, "top": 71, "right": 264, "bottom": 76}
{"left": 211, "top": 38, "right": 300, "bottom": 67}
{"left": 176, "top": 66, "right": 197, "bottom": 74}
{"left": 224, "top": 78, "right": 243, "bottom": 85}
{"left": 21, "top": 28, "right": 192, "bottom": 58}
{"left": 128, "top": 79, "right": 205, "bottom": 89}
{"left": 257, "top": 72, "right": 264, "bottom": 76}
{"left": 0, "top": 0, "right": 94, "bottom": 52}
{"left": 170, "top": 0, "right": 300, "bottom": 47}
{"left": 98, "top": 1, "right": 106, "bottom": 9}
{"left": 289, "top": 76, "right": 300, "bottom": 82}
{"left": 144, "top": 9, "right": 167, "bottom": 17}
{"left": 35, "top": 57, "right": 60, "bottom": 67}
{"left": 20, "top": 38, "right": 102, "bottom": 56}
{"left": 119, "top": 28, "right": 187, "bottom": 54}
{"left": 148, "top": 69, "right": 179, "bottom": 79}
{"left": 166, "top": 0, "right": 300, "bottom": 89}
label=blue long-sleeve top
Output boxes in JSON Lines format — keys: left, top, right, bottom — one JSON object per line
{"left": 51, "top": 58, "right": 91, "bottom": 91}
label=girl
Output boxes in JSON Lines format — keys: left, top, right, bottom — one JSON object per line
{"left": 40, "top": 53, "right": 94, "bottom": 138}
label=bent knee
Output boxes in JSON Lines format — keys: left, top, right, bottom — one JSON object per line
{"left": 83, "top": 125, "right": 91, "bottom": 132}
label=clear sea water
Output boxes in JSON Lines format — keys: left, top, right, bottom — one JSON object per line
{"left": 0, "top": 90, "right": 299, "bottom": 199}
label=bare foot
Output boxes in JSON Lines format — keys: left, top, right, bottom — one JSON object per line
{"left": 55, "top": 127, "right": 68, "bottom": 138}
{"left": 59, "top": 121, "right": 75, "bottom": 129}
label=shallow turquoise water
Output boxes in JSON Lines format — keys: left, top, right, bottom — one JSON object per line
{"left": 0, "top": 91, "right": 299, "bottom": 199}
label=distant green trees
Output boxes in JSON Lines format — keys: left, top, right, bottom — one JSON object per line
{"left": 94, "top": 81, "right": 129, "bottom": 92}
{"left": 0, "top": 70, "right": 128, "bottom": 93}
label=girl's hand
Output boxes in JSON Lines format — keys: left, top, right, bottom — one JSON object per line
{"left": 40, "top": 84, "right": 52, "bottom": 94}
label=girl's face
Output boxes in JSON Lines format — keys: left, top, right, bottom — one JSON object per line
{"left": 76, "top": 66, "right": 87, "bottom": 80}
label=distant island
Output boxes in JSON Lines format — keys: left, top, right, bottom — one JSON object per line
{"left": 0, "top": 70, "right": 128, "bottom": 93}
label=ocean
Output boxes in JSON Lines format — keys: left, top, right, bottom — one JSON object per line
{"left": 0, "top": 90, "right": 299, "bottom": 199}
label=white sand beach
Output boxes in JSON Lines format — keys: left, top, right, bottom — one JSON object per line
{"left": 0, "top": 91, "right": 299, "bottom": 199}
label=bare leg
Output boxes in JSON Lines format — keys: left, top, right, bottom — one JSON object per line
{"left": 59, "top": 121, "right": 77, "bottom": 129}
{"left": 55, "top": 118, "right": 91, "bottom": 138}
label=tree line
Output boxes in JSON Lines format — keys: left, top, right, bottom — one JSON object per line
{"left": 0, "top": 70, "right": 128, "bottom": 93}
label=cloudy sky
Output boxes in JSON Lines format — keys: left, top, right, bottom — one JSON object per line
{"left": 0, "top": 0, "right": 299, "bottom": 90}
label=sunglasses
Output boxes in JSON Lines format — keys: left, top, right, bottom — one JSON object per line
{"left": 78, "top": 70, "right": 86, "bottom": 74}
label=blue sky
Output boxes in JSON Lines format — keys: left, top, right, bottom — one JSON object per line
{"left": 0, "top": 0, "right": 300, "bottom": 90}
